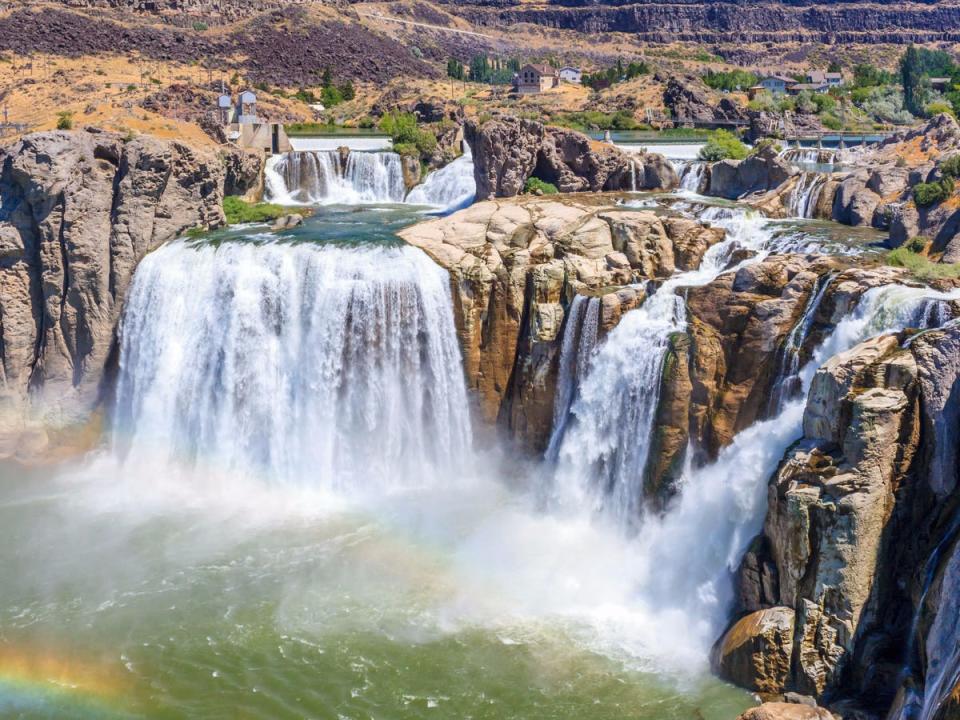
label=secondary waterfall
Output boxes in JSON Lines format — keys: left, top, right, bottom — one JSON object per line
{"left": 788, "top": 172, "right": 828, "bottom": 218}
{"left": 265, "top": 150, "right": 407, "bottom": 205}
{"left": 545, "top": 208, "right": 774, "bottom": 530}
{"left": 405, "top": 147, "right": 477, "bottom": 213}
{"left": 780, "top": 147, "right": 838, "bottom": 165}
{"left": 679, "top": 162, "right": 707, "bottom": 193}
{"left": 112, "top": 239, "right": 472, "bottom": 490}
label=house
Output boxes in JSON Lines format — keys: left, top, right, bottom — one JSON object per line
{"left": 758, "top": 74, "right": 795, "bottom": 95}
{"left": 514, "top": 64, "right": 560, "bottom": 94}
{"left": 806, "top": 70, "right": 844, "bottom": 88}
{"left": 559, "top": 66, "right": 582, "bottom": 84}
{"left": 787, "top": 82, "right": 829, "bottom": 95}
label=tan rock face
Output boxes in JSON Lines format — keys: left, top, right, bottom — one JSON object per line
{"left": 398, "top": 195, "right": 721, "bottom": 451}
{"left": 0, "top": 130, "right": 226, "bottom": 449}
{"left": 737, "top": 702, "right": 833, "bottom": 720}
{"left": 714, "top": 606, "right": 795, "bottom": 694}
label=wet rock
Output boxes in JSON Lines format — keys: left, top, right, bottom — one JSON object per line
{"left": 707, "top": 144, "right": 795, "bottom": 200}
{"left": 714, "top": 606, "right": 795, "bottom": 694}
{"left": 737, "top": 702, "right": 833, "bottom": 720}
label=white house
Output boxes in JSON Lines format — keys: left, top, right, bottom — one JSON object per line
{"left": 559, "top": 66, "right": 582, "bottom": 84}
{"left": 806, "top": 70, "right": 844, "bottom": 88}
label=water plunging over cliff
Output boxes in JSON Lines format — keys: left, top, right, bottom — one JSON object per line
{"left": 788, "top": 172, "right": 829, "bottom": 218}
{"left": 113, "top": 239, "right": 471, "bottom": 490}
{"left": 545, "top": 208, "right": 774, "bottom": 530}
{"left": 679, "top": 162, "right": 707, "bottom": 194}
{"left": 405, "top": 147, "right": 476, "bottom": 213}
{"left": 265, "top": 150, "right": 407, "bottom": 205}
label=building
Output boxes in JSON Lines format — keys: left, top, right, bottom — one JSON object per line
{"left": 217, "top": 94, "right": 233, "bottom": 124}
{"left": 787, "top": 82, "right": 829, "bottom": 95}
{"left": 758, "top": 74, "right": 795, "bottom": 95}
{"left": 930, "top": 77, "right": 953, "bottom": 92}
{"left": 559, "top": 66, "right": 582, "bottom": 84}
{"left": 806, "top": 70, "right": 845, "bottom": 88}
{"left": 514, "top": 64, "right": 560, "bottom": 94}
{"left": 237, "top": 90, "right": 258, "bottom": 124}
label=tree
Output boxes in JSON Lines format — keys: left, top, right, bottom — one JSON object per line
{"left": 469, "top": 55, "right": 489, "bottom": 84}
{"left": 828, "top": 60, "right": 842, "bottom": 73}
{"left": 901, "top": 45, "right": 926, "bottom": 116}
{"left": 321, "top": 67, "right": 333, "bottom": 89}
{"left": 616, "top": 57, "right": 624, "bottom": 80}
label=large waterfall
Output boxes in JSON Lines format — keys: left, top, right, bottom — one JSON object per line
{"left": 265, "top": 150, "right": 407, "bottom": 205}
{"left": 112, "top": 239, "right": 472, "bottom": 490}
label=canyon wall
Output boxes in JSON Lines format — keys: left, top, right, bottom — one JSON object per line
{"left": 0, "top": 129, "right": 252, "bottom": 458}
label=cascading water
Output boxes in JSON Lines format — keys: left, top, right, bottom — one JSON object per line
{"left": 405, "top": 146, "right": 476, "bottom": 213}
{"left": 545, "top": 208, "right": 774, "bottom": 530}
{"left": 112, "top": 239, "right": 472, "bottom": 490}
{"left": 779, "top": 147, "right": 838, "bottom": 166}
{"left": 788, "top": 172, "right": 828, "bottom": 218}
{"left": 679, "top": 162, "right": 707, "bottom": 194}
{"left": 766, "top": 272, "right": 836, "bottom": 415}
{"left": 265, "top": 150, "right": 406, "bottom": 205}
{"left": 545, "top": 295, "right": 601, "bottom": 462}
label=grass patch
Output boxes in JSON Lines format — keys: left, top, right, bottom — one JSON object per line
{"left": 524, "top": 177, "right": 558, "bottom": 195}
{"left": 223, "top": 196, "right": 306, "bottom": 225}
{"left": 887, "top": 247, "right": 960, "bottom": 280}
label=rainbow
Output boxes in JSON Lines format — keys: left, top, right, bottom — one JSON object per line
{"left": 0, "top": 645, "right": 131, "bottom": 718}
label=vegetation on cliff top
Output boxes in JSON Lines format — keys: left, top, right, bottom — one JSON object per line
{"left": 698, "top": 129, "right": 749, "bottom": 161}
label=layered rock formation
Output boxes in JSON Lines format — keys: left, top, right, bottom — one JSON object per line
{"left": 715, "top": 319, "right": 960, "bottom": 717}
{"left": 705, "top": 143, "right": 797, "bottom": 202}
{"left": 464, "top": 115, "right": 677, "bottom": 200}
{"left": 397, "top": 194, "right": 719, "bottom": 449}
{"left": 0, "top": 129, "right": 233, "bottom": 457}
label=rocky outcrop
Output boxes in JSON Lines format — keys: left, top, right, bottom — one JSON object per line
{"left": 707, "top": 144, "right": 796, "bottom": 200}
{"left": 663, "top": 78, "right": 750, "bottom": 127}
{"left": 747, "top": 111, "right": 825, "bottom": 145}
{"left": 0, "top": 129, "right": 228, "bottom": 457}
{"left": 464, "top": 115, "right": 677, "bottom": 200}
{"left": 714, "top": 606, "right": 796, "bottom": 694}
{"left": 719, "top": 318, "right": 960, "bottom": 715}
{"left": 736, "top": 702, "right": 833, "bottom": 720}
{"left": 397, "top": 195, "right": 721, "bottom": 450}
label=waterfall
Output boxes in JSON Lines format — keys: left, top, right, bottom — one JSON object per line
{"left": 679, "top": 162, "right": 707, "bottom": 194}
{"left": 779, "top": 147, "right": 838, "bottom": 165}
{"left": 265, "top": 150, "right": 406, "bottom": 205}
{"left": 610, "top": 282, "right": 960, "bottom": 663}
{"left": 545, "top": 208, "right": 774, "bottom": 530}
{"left": 766, "top": 272, "right": 836, "bottom": 415}
{"left": 916, "top": 537, "right": 960, "bottom": 720}
{"left": 112, "top": 239, "right": 472, "bottom": 491}
{"left": 545, "top": 295, "right": 601, "bottom": 463}
{"left": 788, "top": 172, "right": 828, "bottom": 218}
{"left": 405, "top": 147, "right": 477, "bottom": 213}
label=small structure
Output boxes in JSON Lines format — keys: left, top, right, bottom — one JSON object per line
{"left": 514, "top": 64, "right": 560, "bottom": 95}
{"left": 758, "top": 74, "right": 796, "bottom": 95}
{"left": 747, "top": 85, "right": 767, "bottom": 101}
{"left": 930, "top": 77, "right": 953, "bottom": 92}
{"left": 787, "top": 82, "right": 829, "bottom": 95}
{"left": 237, "top": 90, "right": 258, "bottom": 124}
{"left": 559, "top": 66, "right": 582, "bottom": 84}
{"left": 806, "top": 70, "right": 845, "bottom": 88}
{"left": 217, "top": 94, "right": 233, "bottom": 124}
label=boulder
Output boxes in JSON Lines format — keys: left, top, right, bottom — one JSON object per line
{"left": 714, "top": 606, "right": 795, "bottom": 694}
{"left": 465, "top": 115, "right": 676, "bottom": 200}
{"left": 707, "top": 144, "right": 795, "bottom": 199}
{"left": 737, "top": 702, "right": 833, "bottom": 720}
{"left": 663, "top": 77, "right": 717, "bottom": 123}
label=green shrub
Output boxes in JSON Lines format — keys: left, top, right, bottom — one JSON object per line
{"left": 820, "top": 113, "right": 843, "bottom": 130}
{"left": 926, "top": 101, "right": 955, "bottom": 118}
{"left": 56, "top": 111, "right": 73, "bottom": 130}
{"left": 905, "top": 235, "right": 929, "bottom": 252}
{"left": 887, "top": 247, "right": 960, "bottom": 280}
{"left": 523, "top": 177, "right": 558, "bottom": 195}
{"left": 750, "top": 138, "right": 782, "bottom": 156}
{"left": 192, "top": 21, "right": 208, "bottom": 31}
{"left": 223, "top": 196, "right": 305, "bottom": 225}
{"left": 379, "top": 111, "right": 436, "bottom": 156}
{"left": 913, "top": 178, "right": 955, "bottom": 207}
{"left": 941, "top": 153, "right": 960, "bottom": 178}
{"left": 357, "top": 116, "right": 375, "bottom": 129}
{"left": 698, "top": 129, "right": 749, "bottom": 161}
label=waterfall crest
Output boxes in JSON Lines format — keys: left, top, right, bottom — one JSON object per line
{"left": 113, "top": 239, "right": 472, "bottom": 490}
{"left": 265, "top": 150, "right": 407, "bottom": 205}
{"left": 406, "top": 147, "right": 477, "bottom": 213}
